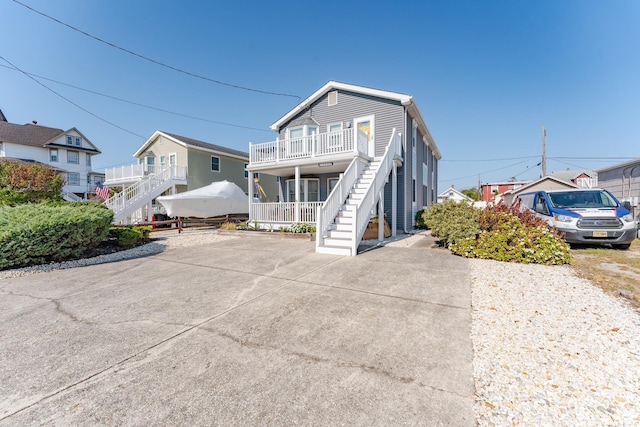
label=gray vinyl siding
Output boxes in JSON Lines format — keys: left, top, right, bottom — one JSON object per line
{"left": 278, "top": 90, "right": 404, "bottom": 157}
{"left": 598, "top": 163, "right": 640, "bottom": 202}
{"left": 277, "top": 172, "right": 341, "bottom": 201}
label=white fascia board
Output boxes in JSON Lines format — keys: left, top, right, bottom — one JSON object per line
{"left": 133, "top": 130, "right": 166, "bottom": 157}
{"left": 271, "top": 81, "right": 413, "bottom": 131}
{"left": 404, "top": 100, "right": 442, "bottom": 160}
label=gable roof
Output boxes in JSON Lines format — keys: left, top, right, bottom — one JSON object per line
{"left": 0, "top": 122, "right": 101, "bottom": 153}
{"left": 0, "top": 121, "right": 64, "bottom": 147}
{"left": 271, "top": 81, "right": 441, "bottom": 159}
{"left": 548, "top": 169, "right": 596, "bottom": 182}
{"left": 505, "top": 175, "right": 578, "bottom": 196}
{"left": 134, "top": 131, "right": 249, "bottom": 161}
{"left": 438, "top": 186, "right": 473, "bottom": 201}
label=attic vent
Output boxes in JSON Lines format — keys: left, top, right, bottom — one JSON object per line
{"left": 328, "top": 90, "right": 338, "bottom": 106}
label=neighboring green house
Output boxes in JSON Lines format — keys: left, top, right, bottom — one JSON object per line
{"left": 103, "top": 130, "right": 277, "bottom": 224}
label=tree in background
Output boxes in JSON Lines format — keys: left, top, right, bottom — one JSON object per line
{"left": 0, "top": 160, "right": 63, "bottom": 205}
{"left": 461, "top": 187, "right": 480, "bottom": 201}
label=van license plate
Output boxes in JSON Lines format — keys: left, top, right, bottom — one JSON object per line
{"left": 593, "top": 231, "right": 608, "bottom": 237}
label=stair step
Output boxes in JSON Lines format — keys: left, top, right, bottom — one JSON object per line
{"left": 322, "top": 237, "right": 352, "bottom": 247}
{"left": 333, "top": 223, "right": 352, "bottom": 231}
{"left": 335, "top": 217, "right": 353, "bottom": 225}
{"left": 316, "top": 245, "right": 352, "bottom": 256}
{"left": 328, "top": 230, "right": 352, "bottom": 239}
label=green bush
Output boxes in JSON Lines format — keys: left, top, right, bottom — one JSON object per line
{"left": 450, "top": 211, "right": 572, "bottom": 265}
{"left": 422, "top": 200, "right": 480, "bottom": 247}
{"left": 109, "top": 227, "right": 142, "bottom": 248}
{"left": 132, "top": 225, "right": 152, "bottom": 240}
{"left": 415, "top": 209, "right": 427, "bottom": 229}
{"left": 0, "top": 202, "right": 113, "bottom": 270}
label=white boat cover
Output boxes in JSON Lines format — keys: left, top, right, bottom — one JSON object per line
{"left": 157, "top": 180, "right": 249, "bottom": 218}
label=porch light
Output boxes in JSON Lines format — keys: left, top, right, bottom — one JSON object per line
{"left": 318, "top": 162, "right": 333, "bottom": 167}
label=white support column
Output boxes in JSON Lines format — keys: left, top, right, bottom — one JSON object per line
{"left": 294, "top": 166, "right": 300, "bottom": 223}
{"left": 378, "top": 190, "right": 384, "bottom": 241}
{"left": 147, "top": 200, "right": 152, "bottom": 222}
{"left": 248, "top": 170, "right": 253, "bottom": 222}
{"left": 392, "top": 163, "right": 397, "bottom": 237}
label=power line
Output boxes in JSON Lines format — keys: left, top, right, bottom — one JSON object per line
{"left": 0, "top": 63, "right": 273, "bottom": 133}
{"left": 11, "top": 0, "right": 301, "bottom": 100}
{"left": 0, "top": 55, "right": 146, "bottom": 139}
{"left": 439, "top": 158, "right": 536, "bottom": 184}
{"left": 441, "top": 155, "right": 539, "bottom": 162}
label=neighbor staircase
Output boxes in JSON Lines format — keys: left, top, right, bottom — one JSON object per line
{"left": 104, "top": 166, "right": 186, "bottom": 224}
{"left": 316, "top": 129, "right": 402, "bottom": 256}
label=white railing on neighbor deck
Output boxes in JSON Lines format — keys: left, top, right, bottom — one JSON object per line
{"left": 104, "top": 165, "right": 186, "bottom": 219}
{"left": 315, "top": 156, "right": 368, "bottom": 249}
{"left": 250, "top": 202, "right": 323, "bottom": 224}
{"left": 250, "top": 129, "right": 363, "bottom": 164}
{"left": 105, "top": 163, "right": 157, "bottom": 183}
{"left": 351, "top": 129, "right": 401, "bottom": 255}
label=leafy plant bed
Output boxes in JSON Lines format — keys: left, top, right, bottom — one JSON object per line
{"left": 217, "top": 229, "right": 314, "bottom": 240}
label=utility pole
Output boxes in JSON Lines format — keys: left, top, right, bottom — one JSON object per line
{"left": 541, "top": 124, "right": 547, "bottom": 176}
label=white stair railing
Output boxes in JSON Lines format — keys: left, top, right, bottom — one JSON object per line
{"left": 104, "top": 165, "right": 186, "bottom": 223}
{"left": 350, "top": 129, "right": 401, "bottom": 255}
{"left": 316, "top": 156, "right": 367, "bottom": 249}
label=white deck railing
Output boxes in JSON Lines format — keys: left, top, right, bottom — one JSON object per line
{"left": 351, "top": 129, "right": 401, "bottom": 254}
{"left": 250, "top": 201, "right": 323, "bottom": 224}
{"left": 105, "top": 163, "right": 158, "bottom": 183}
{"left": 250, "top": 129, "right": 365, "bottom": 164}
{"left": 316, "top": 156, "right": 367, "bottom": 249}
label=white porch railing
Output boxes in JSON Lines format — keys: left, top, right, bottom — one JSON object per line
{"left": 105, "top": 163, "right": 158, "bottom": 183}
{"left": 250, "top": 128, "right": 367, "bottom": 164}
{"left": 316, "top": 156, "right": 367, "bottom": 249}
{"left": 250, "top": 202, "right": 323, "bottom": 224}
{"left": 351, "top": 130, "right": 401, "bottom": 254}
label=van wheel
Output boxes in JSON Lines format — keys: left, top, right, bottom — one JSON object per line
{"left": 614, "top": 243, "right": 631, "bottom": 250}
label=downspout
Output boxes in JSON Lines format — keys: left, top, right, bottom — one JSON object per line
{"left": 403, "top": 106, "right": 409, "bottom": 233}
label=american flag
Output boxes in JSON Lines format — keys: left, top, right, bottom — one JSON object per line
{"left": 95, "top": 182, "right": 110, "bottom": 200}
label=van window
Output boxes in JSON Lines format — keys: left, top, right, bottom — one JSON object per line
{"left": 535, "top": 194, "right": 549, "bottom": 215}
{"left": 548, "top": 190, "right": 617, "bottom": 209}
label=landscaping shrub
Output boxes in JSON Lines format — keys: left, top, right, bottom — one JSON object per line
{"left": 415, "top": 209, "right": 428, "bottom": 229}
{"left": 109, "top": 227, "right": 142, "bottom": 248}
{"left": 0, "top": 160, "right": 63, "bottom": 205}
{"left": 0, "top": 202, "right": 113, "bottom": 270}
{"left": 422, "top": 200, "right": 480, "bottom": 247}
{"left": 220, "top": 221, "right": 237, "bottom": 230}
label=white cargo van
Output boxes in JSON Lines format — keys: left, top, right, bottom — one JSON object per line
{"left": 515, "top": 188, "right": 636, "bottom": 249}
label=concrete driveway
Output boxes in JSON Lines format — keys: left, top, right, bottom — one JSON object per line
{"left": 0, "top": 233, "right": 474, "bottom": 426}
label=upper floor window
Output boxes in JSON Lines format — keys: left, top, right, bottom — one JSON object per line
{"left": 50, "top": 148, "right": 58, "bottom": 162}
{"left": 160, "top": 155, "right": 166, "bottom": 170}
{"left": 327, "top": 122, "right": 343, "bottom": 148}
{"left": 86, "top": 153, "right": 91, "bottom": 166}
{"left": 244, "top": 163, "right": 249, "bottom": 178}
{"left": 66, "top": 136, "right": 72, "bottom": 145}
{"left": 75, "top": 137, "right": 81, "bottom": 146}
{"left": 67, "top": 151, "right": 79, "bottom": 164}
{"left": 211, "top": 156, "right": 220, "bottom": 172}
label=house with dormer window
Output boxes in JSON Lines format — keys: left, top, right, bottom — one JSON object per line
{"left": 247, "top": 81, "right": 441, "bottom": 256}
{"left": 0, "top": 112, "right": 103, "bottom": 200}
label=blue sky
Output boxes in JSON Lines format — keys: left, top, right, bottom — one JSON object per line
{"left": 1, "top": 0, "right": 638, "bottom": 190}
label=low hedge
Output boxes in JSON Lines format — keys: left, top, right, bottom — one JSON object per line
{"left": 108, "top": 226, "right": 151, "bottom": 248}
{"left": 0, "top": 202, "right": 114, "bottom": 270}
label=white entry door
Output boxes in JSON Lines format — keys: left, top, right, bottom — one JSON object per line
{"left": 354, "top": 115, "right": 375, "bottom": 157}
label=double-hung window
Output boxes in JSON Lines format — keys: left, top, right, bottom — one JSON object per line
{"left": 287, "top": 125, "right": 317, "bottom": 157}
{"left": 75, "top": 137, "right": 81, "bottom": 146}
{"left": 50, "top": 148, "right": 58, "bottom": 162}
{"left": 67, "top": 172, "right": 80, "bottom": 186}
{"left": 327, "top": 122, "right": 343, "bottom": 150}
{"left": 244, "top": 163, "right": 249, "bottom": 178}
{"left": 86, "top": 154, "right": 91, "bottom": 166}
{"left": 67, "top": 151, "right": 79, "bottom": 164}
{"left": 66, "top": 136, "right": 73, "bottom": 145}
{"left": 211, "top": 156, "right": 220, "bottom": 172}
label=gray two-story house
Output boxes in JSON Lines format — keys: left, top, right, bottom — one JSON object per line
{"left": 248, "top": 81, "right": 441, "bottom": 255}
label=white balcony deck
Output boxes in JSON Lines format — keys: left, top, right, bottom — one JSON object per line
{"left": 250, "top": 129, "right": 368, "bottom": 168}
{"left": 105, "top": 164, "right": 186, "bottom": 185}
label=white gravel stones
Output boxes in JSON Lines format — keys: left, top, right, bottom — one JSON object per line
{"left": 0, "top": 228, "right": 237, "bottom": 280}
{"left": 470, "top": 259, "right": 640, "bottom": 426}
